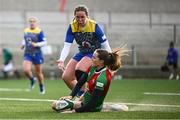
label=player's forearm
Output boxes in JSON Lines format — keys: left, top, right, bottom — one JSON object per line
{"left": 58, "top": 42, "right": 72, "bottom": 62}
{"left": 36, "top": 41, "right": 47, "bottom": 47}
{"left": 21, "top": 39, "right": 25, "bottom": 46}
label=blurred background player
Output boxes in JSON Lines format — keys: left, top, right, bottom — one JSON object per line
{"left": 57, "top": 5, "right": 111, "bottom": 96}
{"left": 52, "top": 48, "right": 129, "bottom": 113}
{"left": 166, "top": 41, "right": 179, "bottom": 80}
{"left": 21, "top": 17, "right": 47, "bottom": 94}
{"left": 2, "top": 48, "right": 20, "bottom": 79}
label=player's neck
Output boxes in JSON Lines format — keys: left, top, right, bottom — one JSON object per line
{"left": 30, "top": 27, "right": 37, "bottom": 30}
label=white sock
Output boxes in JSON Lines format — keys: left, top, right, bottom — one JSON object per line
{"left": 169, "top": 73, "right": 174, "bottom": 80}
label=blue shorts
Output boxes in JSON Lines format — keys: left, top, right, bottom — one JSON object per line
{"left": 73, "top": 52, "right": 93, "bottom": 62}
{"left": 24, "top": 53, "right": 44, "bottom": 65}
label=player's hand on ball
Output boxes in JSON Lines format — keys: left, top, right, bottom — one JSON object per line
{"left": 51, "top": 100, "right": 58, "bottom": 111}
{"left": 57, "top": 60, "right": 65, "bottom": 72}
{"left": 59, "top": 96, "right": 73, "bottom": 100}
{"left": 52, "top": 99, "right": 74, "bottom": 112}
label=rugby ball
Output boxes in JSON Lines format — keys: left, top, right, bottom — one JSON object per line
{"left": 52, "top": 99, "right": 72, "bottom": 112}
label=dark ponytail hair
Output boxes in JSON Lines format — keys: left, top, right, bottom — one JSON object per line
{"left": 96, "top": 47, "right": 129, "bottom": 71}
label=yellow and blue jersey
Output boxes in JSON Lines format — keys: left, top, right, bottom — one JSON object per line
{"left": 23, "top": 27, "right": 46, "bottom": 64}
{"left": 24, "top": 27, "right": 46, "bottom": 55}
{"left": 65, "top": 19, "right": 107, "bottom": 53}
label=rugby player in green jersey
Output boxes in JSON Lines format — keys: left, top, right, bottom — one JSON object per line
{"left": 52, "top": 47, "right": 129, "bottom": 113}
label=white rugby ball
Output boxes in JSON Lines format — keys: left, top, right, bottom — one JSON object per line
{"left": 55, "top": 100, "right": 69, "bottom": 111}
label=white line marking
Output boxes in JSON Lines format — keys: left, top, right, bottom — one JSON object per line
{"left": 119, "top": 103, "right": 180, "bottom": 108}
{"left": 0, "top": 98, "right": 54, "bottom": 102}
{"left": 144, "top": 92, "right": 180, "bottom": 96}
{"left": 0, "top": 97, "right": 180, "bottom": 108}
{"left": 0, "top": 88, "right": 30, "bottom": 92}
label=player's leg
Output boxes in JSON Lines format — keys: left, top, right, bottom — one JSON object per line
{"left": 32, "top": 53, "right": 45, "bottom": 93}
{"left": 34, "top": 64, "right": 45, "bottom": 94}
{"left": 14, "top": 69, "right": 21, "bottom": 79}
{"left": 3, "top": 62, "right": 14, "bottom": 79}
{"left": 2, "top": 70, "right": 8, "bottom": 79}
{"left": 174, "top": 62, "right": 179, "bottom": 80}
{"left": 75, "top": 56, "right": 92, "bottom": 96}
{"left": 62, "top": 59, "right": 78, "bottom": 90}
{"left": 75, "top": 56, "right": 92, "bottom": 75}
{"left": 23, "top": 60, "right": 36, "bottom": 89}
{"left": 168, "top": 63, "right": 174, "bottom": 80}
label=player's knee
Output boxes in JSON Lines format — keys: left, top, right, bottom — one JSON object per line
{"left": 61, "top": 74, "right": 67, "bottom": 81}
{"left": 62, "top": 74, "right": 72, "bottom": 82}
{"left": 35, "top": 71, "right": 43, "bottom": 76}
{"left": 23, "top": 68, "right": 30, "bottom": 74}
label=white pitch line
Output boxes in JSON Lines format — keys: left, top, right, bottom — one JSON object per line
{"left": 0, "top": 97, "right": 180, "bottom": 108}
{"left": 144, "top": 92, "right": 180, "bottom": 96}
{"left": 0, "top": 88, "right": 30, "bottom": 92}
{"left": 0, "top": 98, "right": 54, "bottom": 102}
{"left": 121, "top": 103, "right": 180, "bottom": 108}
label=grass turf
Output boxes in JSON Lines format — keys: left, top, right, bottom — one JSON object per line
{"left": 0, "top": 78, "right": 180, "bottom": 119}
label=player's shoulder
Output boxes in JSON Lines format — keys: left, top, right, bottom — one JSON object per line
{"left": 88, "top": 19, "right": 97, "bottom": 24}
{"left": 88, "top": 66, "right": 96, "bottom": 75}
{"left": 97, "top": 68, "right": 108, "bottom": 79}
{"left": 34, "top": 27, "right": 43, "bottom": 33}
{"left": 70, "top": 18, "right": 97, "bottom": 25}
{"left": 87, "top": 18, "right": 98, "bottom": 28}
{"left": 90, "top": 66, "right": 96, "bottom": 71}
{"left": 24, "top": 28, "right": 29, "bottom": 32}
{"left": 95, "top": 68, "right": 109, "bottom": 88}
{"left": 70, "top": 19, "right": 76, "bottom": 26}
{"left": 24, "top": 27, "right": 42, "bottom": 33}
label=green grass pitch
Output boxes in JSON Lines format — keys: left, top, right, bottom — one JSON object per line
{"left": 0, "top": 78, "right": 180, "bottom": 119}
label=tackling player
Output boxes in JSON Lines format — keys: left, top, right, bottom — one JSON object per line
{"left": 57, "top": 5, "right": 111, "bottom": 96}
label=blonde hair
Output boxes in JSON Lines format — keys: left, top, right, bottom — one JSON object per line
{"left": 28, "top": 16, "right": 39, "bottom": 23}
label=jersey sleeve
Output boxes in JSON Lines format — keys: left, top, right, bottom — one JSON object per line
{"left": 39, "top": 30, "right": 46, "bottom": 42}
{"left": 65, "top": 25, "right": 74, "bottom": 43}
{"left": 95, "top": 24, "right": 107, "bottom": 43}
